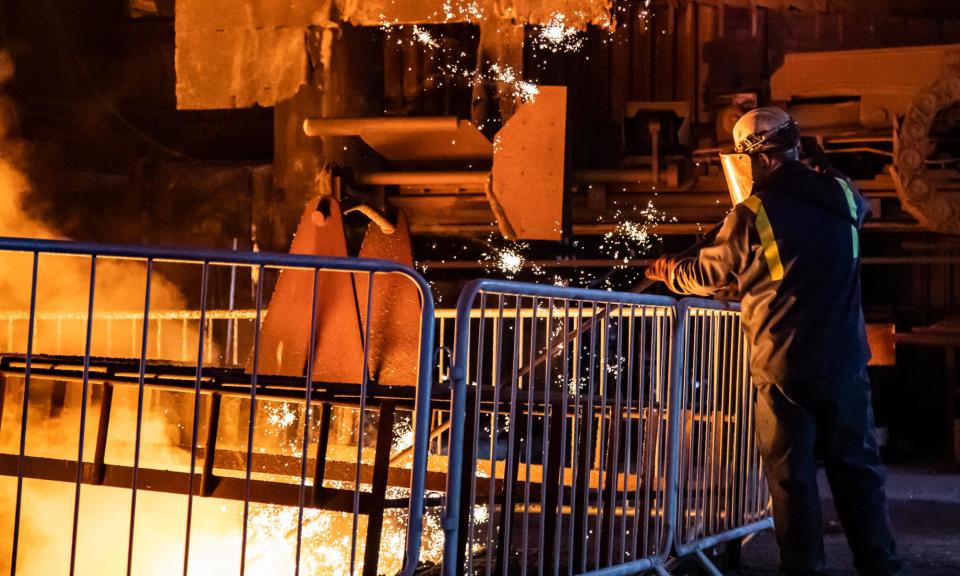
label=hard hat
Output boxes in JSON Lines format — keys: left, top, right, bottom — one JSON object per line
{"left": 732, "top": 107, "right": 799, "bottom": 154}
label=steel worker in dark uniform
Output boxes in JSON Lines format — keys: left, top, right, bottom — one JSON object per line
{"left": 645, "top": 107, "right": 901, "bottom": 576}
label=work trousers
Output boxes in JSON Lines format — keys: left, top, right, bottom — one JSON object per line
{"left": 754, "top": 370, "right": 900, "bottom": 576}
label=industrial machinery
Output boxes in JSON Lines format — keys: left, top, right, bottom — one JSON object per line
{"left": 771, "top": 43, "right": 960, "bottom": 234}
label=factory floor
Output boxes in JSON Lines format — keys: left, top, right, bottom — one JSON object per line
{"left": 719, "top": 466, "right": 960, "bottom": 576}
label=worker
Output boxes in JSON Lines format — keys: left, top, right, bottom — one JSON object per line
{"left": 645, "top": 107, "right": 901, "bottom": 576}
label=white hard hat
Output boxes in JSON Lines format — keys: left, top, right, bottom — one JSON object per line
{"left": 732, "top": 107, "right": 798, "bottom": 154}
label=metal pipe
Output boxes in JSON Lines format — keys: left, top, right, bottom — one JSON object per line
{"left": 303, "top": 116, "right": 459, "bottom": 137}
{"left": 356, "top": 171, "right": 490, "bottom": 187}
{"left": 572, "top": 167, "right": 679, "bottom": 186}
{"left": 344, "top": 205, "right": 396, "bottom": 234}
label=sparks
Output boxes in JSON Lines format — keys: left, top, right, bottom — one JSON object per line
{"left": 533, "top": 12, "right": 585, "bottom": 53}
{"left": 488, "top": 62, "right": 540, "bottom": 102}
{"left": 497, "top": 248, "right": 525, "bottom": 276}
{"left": 410, "top": 25, "right": 439, "bottom": 49}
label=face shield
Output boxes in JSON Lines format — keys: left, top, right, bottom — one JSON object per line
{"left": 721, "top": 119, "right": 800, "bottom": 205}
{"left": 720, "top": 152, "right": 754, "bottom": 205}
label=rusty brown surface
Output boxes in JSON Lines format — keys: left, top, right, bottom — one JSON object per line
{"left": 175, "top": 22, "right": 310, "bottom": 110}
{"left": 772, "top": 44, "right": 960, "bottom": 129}
{"left": 355, "top": 212, "right": 422, "bottom": 386}
{"left": 253, "top": 196, "right": 365, "bottom": 383}
{"left": 360, "top": 121, "right": 492, "bottom": 168}
{"left": 303, "top": 116, "right": 492, "bottom": 167}
{"left": 175, "top": 0, "right": 613, "bottom": 109}
{"left": 343, "top": 0, "right": 612, "bottom": 26}
{"left": 491, "top": 86, "right": 567, "bottom": 240}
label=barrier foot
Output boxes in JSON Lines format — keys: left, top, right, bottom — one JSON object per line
{"left": 653, "top": 563, "right": 672, "bottom": 576}
{"left": 694, "top": 549, "right": 725, "bottom": 576}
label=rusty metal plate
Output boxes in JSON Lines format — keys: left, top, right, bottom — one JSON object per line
{"left": 491, "top": 85, "right": 567, "bottom": 240}
{"left": 355, "top": 120, "right": 491, "bottom": 168}
{"left": 175, "top": 25, "right": 308, "bottom": 110}
{"left": 771, "top": 44, "right": 960, "bottom": 129}
{"left": 355, "top": 212, "right": 422, "bottom": 386}
{"left": 341, "top": 0, "right": 612, "bottom": 27}
{"left": 253, "top": 196, "right": 365, "bottom": 383}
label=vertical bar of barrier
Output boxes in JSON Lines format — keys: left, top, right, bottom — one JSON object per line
{"left": 483, "top": 295, "right": 505, "bottom": 576}
{"left": 463, "top": 294, "right": 485, "bottom": 575}
{"left": 631, "top": 305, "right": 647, "bottom": 562}
{"left": 11, "top": 251, "right": 39, "bottom": 575}
{"left": 403, "top": 265, "right": 436, "bottom": 576}
{"left": 520, "top": 296, "right": 538, "bottom": 574}
{"left": 126, "top": 258, "right": 153, "bottom": 576}
{"left": 550, "top": 298, "right": 569, "bottom": 576}
{"left": 621, "top": 305, "right": 635, "bottom": 563}
{"left": 350, "top": 271, "right": 375, "bottom": 575}
{"left": 69, "top": 255, "right": 97, "bottom": 576}
{"left": 537, "top": 297, "right": 553, "bottom": 576}
{"left": 239, "top": 264, "right": 264, "bottom": 576}
{"left": 497, "top": 297, "right": 523, "bottom": 574}
{"left": 183, "top": 262, "right": 209, "bottom": 576}
{"left": 295, "top": 267, "right": 321, "bottom": 576}
{"left": 567, "top": 300, "right": 584, "bottom": 576}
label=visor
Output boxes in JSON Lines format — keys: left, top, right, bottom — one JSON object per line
{"left": 720, "top": 152, "right": 754, "bottom": 205}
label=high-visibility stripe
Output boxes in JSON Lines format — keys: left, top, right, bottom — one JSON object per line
{"left": 836, "top": 177, "right": 860, "bottom": 259}
{"left": 742, "top": 196, "right": 784, "bottom": 281}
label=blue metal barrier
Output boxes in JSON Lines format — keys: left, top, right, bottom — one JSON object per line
{"left": 442, "top": 279, "right": 677, "bottom": 576}
{"left": 667, "top": 298, "right": 773, "bottom": 575}
{"left": 0, "top": 236, "right": 435, "bottom": 576}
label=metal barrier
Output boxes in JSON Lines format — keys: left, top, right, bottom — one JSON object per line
{"left": 0, "top": 236, "right": 435, "bottom": 576}
{"left": 669, "top": 299, "right": 772, "bottom": 574}
{"left": 442, "top": 279, "right": 678, "bottom": 575}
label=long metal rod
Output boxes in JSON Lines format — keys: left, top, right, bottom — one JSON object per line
{"left": 182, "top": 262, "right": 209, "bottom": 576}
{"left": 10, "top": 251, "right": 39, "bottom": 576}
{"left": 239, "top": 264, "right": 264, "bottom": 576}
{"left": 125, "top": 258, "right": 153, "bottom": 576}
{"left": 466, "top": 292, "right": 485, "bottom": 574}
{"left": 0, "top": 236, "right": 425, "bottom": 277}
{"left": 69, "top": 255, "right": 97, "bottom": 576}
{"left": 295, "top": 267, "right": 321, "bottom": 576}
{"left": 349, "top": 271, "right": 376, "bottom": 574}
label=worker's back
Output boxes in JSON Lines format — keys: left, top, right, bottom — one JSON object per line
{"left": 741, "top": 160, "right": 870, "bottom": 385}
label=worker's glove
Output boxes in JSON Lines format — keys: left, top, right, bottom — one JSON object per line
{"left": 645, "top": 256, "right": 675, "bottom": 284}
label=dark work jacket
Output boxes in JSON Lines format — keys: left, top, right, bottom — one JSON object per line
{"left": 666, "top": 160, "right": 871, "bottom": 385}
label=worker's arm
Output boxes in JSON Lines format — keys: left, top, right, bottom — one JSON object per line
{"left": 830, "top": 170, "right": 872, "bottom": 228}
{"left": 651, "top": 207, "right": 753, "bottom": 296}
{"left": 850, "top": 180, "right": 872, "bottom": 228}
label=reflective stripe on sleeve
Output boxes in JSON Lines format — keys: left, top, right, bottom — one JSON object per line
{"left": 836, "top": 177, "right": 860, "bottom": 259}
{"left": 741, "top": 196, "right": 784, "bottom": 281}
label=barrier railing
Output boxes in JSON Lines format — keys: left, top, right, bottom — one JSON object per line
{"left": 669, "top": 299, "right": 773, "bottom": 574}
{"left": 442, "top": 279, "right": 678, "bottom": 575}
{"left": 0, "top": 236, "right": 435, "bottom": 576}
{"left": 0, "top": 239, "right": 773, "bottom": 576}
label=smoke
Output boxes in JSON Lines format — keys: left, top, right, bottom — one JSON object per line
{"left": 0, "top": 50, "right": 200, "bottom": 360}
{"left": 0, "top": 51, "right": 443, "bottom": 575}
{"left": 0, "top": 50, "right": 255, "bottom": 575}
